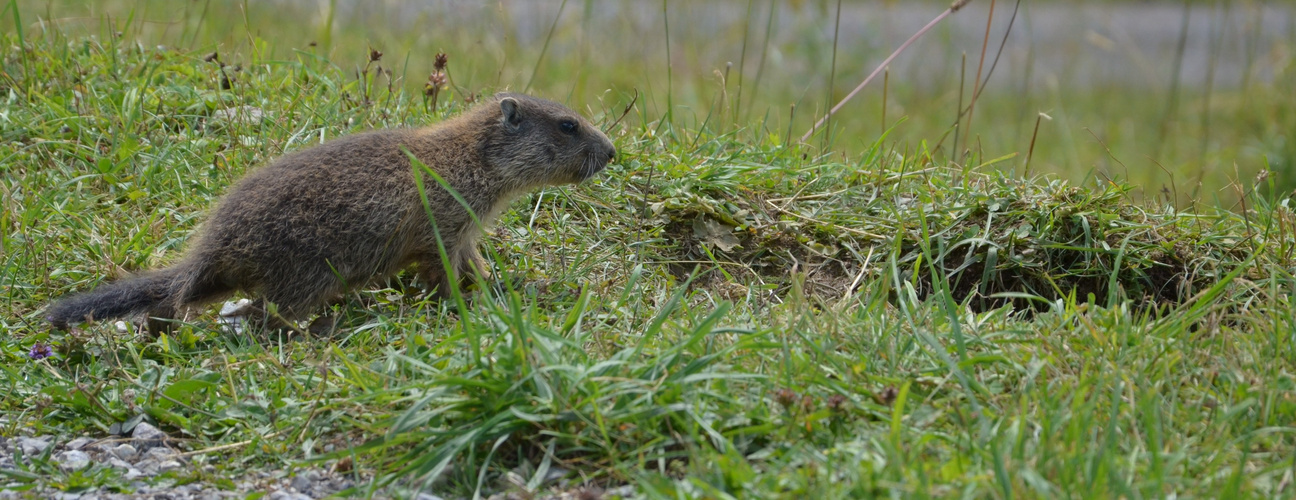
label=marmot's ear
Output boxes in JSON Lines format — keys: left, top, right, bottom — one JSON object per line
{"left": 500, "top": 97, "right": 522, "bottom": 128}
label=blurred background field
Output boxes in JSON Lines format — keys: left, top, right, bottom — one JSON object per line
{"left": 6, "top": 0, "right": 1294, "bottom": 208}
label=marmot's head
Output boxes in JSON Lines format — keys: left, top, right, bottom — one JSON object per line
{"left": 480, "top": 93, "right": 617, "bottom": 189}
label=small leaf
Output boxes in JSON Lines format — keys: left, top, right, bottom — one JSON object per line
{"left": 693, "top": 216, "right": 741, "bottom": 252}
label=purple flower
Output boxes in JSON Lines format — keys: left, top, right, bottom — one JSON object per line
{"left": 28, "top": 343, "right": 53, "bottom": 360}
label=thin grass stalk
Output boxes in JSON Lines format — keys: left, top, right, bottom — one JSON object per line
{"left": 801, "top": 0, "right": 972, "bottom": 143}
{"left": 319, "top": 0, "right": 336, "bottom": 52}
{"left": 187, "top": 0, "right": 212, "bottom": 49}
{"left": 823, "top": 0, "right": 843, "bottom": 149}
{"left": 747, "top": 0, "right": 778, "bottom": 125}
{"left": 964, "top": 0, "right": 996, "bottom": 144}
{"left": 239, "top": 0, "right": 261, "bottom": 63}
{"left": 881, "top": 67, "right": 888, "bottom": 133}
{"left": 1017, "top": 0, "right": 1034, "bottom": 143}
{"left": 933, "top": 0, "right": 1022, "bottom": 156}
{"left": 1023, "top": 112, "right": 1046, "bottom": 177}
{"left": 1156, "top": 0, "right": 1192, "bottom": 163}
{"left": 734, "top": 0, "right": 756, "bottom": 130}
{"left": 0, "top": 0, "right": 22, "bottom": 99}
{"left": 785, "top": 103, "right": 796, "bottom": 147}
{"left": 1240, "top": 2, "right": 1261, "bottom": 100}
{"left": 953, "top": 52, "right": 966, "bottom": 162}
{"left": 1197, "top": 0, "right": 1223, "bottom": 168}
{"left": 524, "top": 0, "right": 568, "bottom": 94}
{"left": 662, "top": 0, "right": 673, "bottom": 127}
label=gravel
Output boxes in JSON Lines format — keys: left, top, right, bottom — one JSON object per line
{"left": 0, "top": 431, "right": 361, "bottom": 499}
{"left": 0, "top": 429, "right": 634, "bottom": 499}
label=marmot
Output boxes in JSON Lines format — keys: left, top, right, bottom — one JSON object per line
{"left": 46, "top": 92, "right": 617, "bottom": 332}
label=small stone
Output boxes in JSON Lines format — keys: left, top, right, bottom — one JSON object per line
{"left": 544, "top": 465, "right": 569, "bottom": 483}
{"left": 290, "top": 475, "right": 312, "bottom": 493}
{"left": 415, "top": 494, "right": 446, "bottom": 500}
{"left": 131, "top": 422, "right": 168, "bottom": 450}
{"left": 323, "top": 480, "right": 348, "bottom": 494}
{"left": 17, "top": 436, "right": 51, "bottom": 455}
{"left": 125, "top": 467, "right": 146, "bottom": 480}
{"left": 111, "top": 443, "right": 138, "bottom": 460}
{"left": 136, "top": 459, "right": 159, "bottom": 476}
{"left": 108, "top": 457, "right": 133, "bottom": 470}
{"left": 144, "top": 446, "right": 176, "bottom": 460}
{"left": 65, "top": 437, "right": 96, "bottom": 451}
{"left": 81, "top": 440, "right": 109, "bottom": 453}
{"left": 55, "top": 450, "right": 91, "bottom": 471}
{"left": 219, "top": 298, "right": 252, "bottom": 316}
{"left": 268, "top": 490, "right": 311, "bottom": 500}
{"left": 158, "top": 460, "right": 183, "bottom": 472}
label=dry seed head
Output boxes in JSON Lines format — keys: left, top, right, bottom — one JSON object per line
{"left": 774, "top": 388, "right": 798, "bottom": 409}
{"left": 799, "top": 394, "right": 815, "bottom": 413}
{"left": 826, "top": 394, "right": 848, "bottom": 414}
{"left": 425, "top": 72, "right": 447, "bottom": 97}
{"left": 878, "top": 386, "right": 899, "bottom": 406}
{"left": 434, "top": 52, "right": 448, "bottom": 71}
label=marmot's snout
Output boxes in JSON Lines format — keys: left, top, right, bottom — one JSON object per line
{"left": 576, "top": 127, "right": 617, "bottom": 181}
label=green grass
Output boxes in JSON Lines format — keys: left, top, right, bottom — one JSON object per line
{"left": 4, "top": 3, "right": 1296, "bottom": 499}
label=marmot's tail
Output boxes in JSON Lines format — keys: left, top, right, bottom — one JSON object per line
{"left": 46, "top": 267, "right": 183, "bottom": 328}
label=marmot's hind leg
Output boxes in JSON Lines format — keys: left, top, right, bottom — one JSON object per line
{"left": 415, "top": 257, "right": 453, "bottom": 299}
{"left": 146, "top": 267, "right": 236, "bottom": 337}
{"left": 460, "top": 246, "right": 493, "bottom": 284}
{"left": 248, "top": 267, "right": 346, "bottom": 333}
{"left": 226, "top": 297, "right": 325, "bottom": 337}
{"left": 416, "top": 246, "right": 492, "bottom": 300}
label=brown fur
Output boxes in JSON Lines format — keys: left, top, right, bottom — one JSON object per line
{"left": 46, "top": 93, "right": 616, "bottom": 331}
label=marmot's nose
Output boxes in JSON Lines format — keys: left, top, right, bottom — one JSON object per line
{"left": 606, "top": 147, "right": 617, "bottom": 163}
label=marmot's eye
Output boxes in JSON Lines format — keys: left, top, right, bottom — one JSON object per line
{"left": 560, "top": 120, "right": 578, "bottom": 135}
